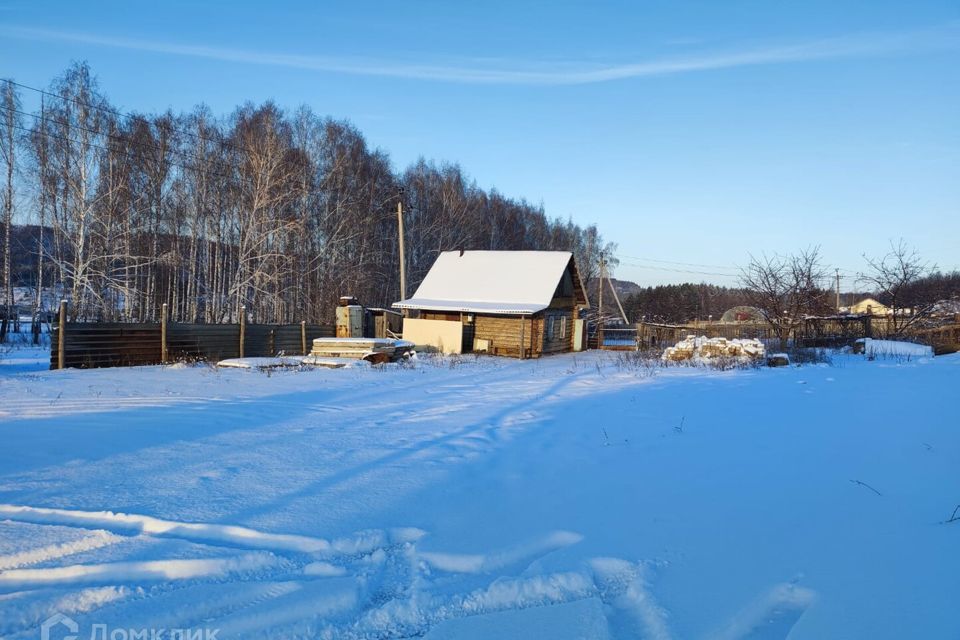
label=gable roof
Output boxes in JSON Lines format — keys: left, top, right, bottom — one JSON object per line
{"left": 850, "top": 297, "right": 888, "bottom": 309}
{"left": 393, "top": 250, "right": 589, "bottom": 315}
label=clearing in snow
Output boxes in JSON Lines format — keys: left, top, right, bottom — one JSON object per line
{"left": 0, "top": 345, "right": 957, "bottom": 639}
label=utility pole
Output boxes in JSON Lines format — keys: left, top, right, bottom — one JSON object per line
{"left": 597, "top": 253, "right": 605, "bottom": 349}
{"left": 397, "top": 195, "right": 407, "bottom": 302}
{"left": 835, "top": 268, "right": 841, "bottom": 314}
{"left": 606, "top": 264, "right": 628, "bottom": 324}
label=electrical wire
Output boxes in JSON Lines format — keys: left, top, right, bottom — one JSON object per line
{"left": 7, "top": 121, "right": 254, "bottom": 189}
{"left": 6, "top": 105, "right": 245, "bottom": 183}
{"left": 614, "top": 253, "right": 738, "bottom": 271}
{"left": 3, "top": 78, "right": 249, "bottom": 156}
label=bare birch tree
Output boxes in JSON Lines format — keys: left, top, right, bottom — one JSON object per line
{"left": 0, "top": 80, "right": 21, "bottom": 341}
{"left": 10, "top": 63, "right": 611, "bottom": 326}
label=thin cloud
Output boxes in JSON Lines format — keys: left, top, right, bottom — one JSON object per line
{"left": 2, "top": 23, "right": 958, "bottom": 85}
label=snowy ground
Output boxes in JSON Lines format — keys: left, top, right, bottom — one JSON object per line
{"left": 0, "top": 346, "right": 958, "bottom": 639}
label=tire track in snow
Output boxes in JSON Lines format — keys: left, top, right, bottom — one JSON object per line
{"left": 231, "top": 368, "right": 598, "bottom": 523}
{"left": 0, "top": 506, "right": 814, "bottom": 640}
{"left": 591, "top": 558, "right": 672, "bottom": 640}
{"left": 708, "top": 582, "right": 817, "bottom": 640}
{"left": 0, "top": 553, "right": 277, "bottom": 592}
{"left": 0, "top": 356, "right": 511, "bottom": 421}
{"left": 337, "top": 561, "right": 640, "bottom": 639}
{"left": 0, "top": 530, "right": 123, "bottom": 570}
{"left": 210, "top": 578, "right": 359, "bottom": 638}
{"left": 67, "top": 580, "right": 305, "bottom": 638}
{"left": 419, "top": 530, "right": 583, "bottom": 575}
{"left": 316, "top": 531, "right": 616, "bottom": 639}
{"left": 0, "top": 504, "right": 425, "bottom": 556}
{"left": 0, "top": 396, "right": 213, "bottom": 419}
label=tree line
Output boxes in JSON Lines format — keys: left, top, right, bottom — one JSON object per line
{"left": 621, "top": 283, "right": 753, "bottom": 324}
{"left": 0, "top": 63, "right": 612, "bottom": 339}
{"left": 621, "top": 243, "right": 959, "bottom": 338}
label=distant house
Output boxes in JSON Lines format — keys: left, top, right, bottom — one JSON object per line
{"left": 393, "top": 250, "right": 589, "bottom": 358}
{"left": 846, "top": 298, "right": 890, "bottom": 316}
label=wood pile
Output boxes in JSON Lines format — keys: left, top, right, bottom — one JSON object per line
{"left": 662, "top": 335, "right": 766, "bottom": 362}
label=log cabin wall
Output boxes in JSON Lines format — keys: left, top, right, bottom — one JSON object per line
{"left": 474, "top": 314, "right": 537, "bottom": 358}
{"left": 421, "top": 311, "right": 461, "bottom": 322}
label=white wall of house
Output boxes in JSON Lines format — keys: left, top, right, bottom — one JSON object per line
{"left": 402, "top": 318, "right": 463, "bottom": 354}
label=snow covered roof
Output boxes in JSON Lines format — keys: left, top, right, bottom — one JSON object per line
{"left": 393, "top": 250, "right": 588, "bottom": 315}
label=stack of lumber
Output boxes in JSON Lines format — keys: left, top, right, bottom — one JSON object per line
{"left": 305, "top": 337, "right": 414, "bottom": 364}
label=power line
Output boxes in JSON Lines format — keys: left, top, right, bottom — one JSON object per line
{"left": 7, "top": 121, "right": 257, "bottom": 191}
{"left": 2, "top": 78, "right": 249, "bottom": 157}
{"left": 614, "top": 259, "right": 740, "bottom": 278}
{"left": 615, "top": 253, "right": 738, "bottom": 270}
{"left": 617, "top": 253, "right": 869, "bottom": 279}
{"left": 6, "top": 104, "right": 245, "bottom": 183}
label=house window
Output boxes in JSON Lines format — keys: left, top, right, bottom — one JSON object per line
{"left": 546, "top": 316, "right": 556, "bottom": 340}
{"left": 560, "top": 316, "right": 567, "bottom": 339}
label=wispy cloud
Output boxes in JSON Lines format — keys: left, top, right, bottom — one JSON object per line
{"left": 2, "top": 23, "right": 958, "bottom": 85}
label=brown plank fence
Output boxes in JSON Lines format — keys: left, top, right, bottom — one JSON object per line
{"left": 913, "top": 324, "right": 960, "bottom": 355}
{"left": 50, "top": 322, "right": 164, "bottom": 369}
{"left": 50, "top": 304, "right": 333, "bottom": 370}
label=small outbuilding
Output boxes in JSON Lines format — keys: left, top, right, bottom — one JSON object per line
{"left": 393, "top": 250, "right": 589, "bottom": 358}
{"left": 719, "top": 305, "right": 765, "bottom": 323}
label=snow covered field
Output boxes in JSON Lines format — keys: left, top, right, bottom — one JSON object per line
{"left": 0, "top": 346, "right": 958, "bottom": 639}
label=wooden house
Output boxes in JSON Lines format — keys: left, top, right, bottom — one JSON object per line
{"left": 846, "top": 297, "right": 891, "bottom": 316}
{"left": 393, "top": 250, "right": 589, "bottom": 358}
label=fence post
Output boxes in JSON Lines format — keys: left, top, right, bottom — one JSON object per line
{"left": 161, "top": 303, "right": 168, "bottom": 364}
{"left": 519, "top": 314, "right": 526, "bottom": 359}
{"left": 239, "top": 306, "right": 246, "bottom": 359}
{"left": 269, "top": 328, "right": 276, "bottom": 356}
{"left": 301, "top": 320, "right": 307, "bottom": 355}
{"left": 57, "top": 300, "right": 66, "bottom": 370}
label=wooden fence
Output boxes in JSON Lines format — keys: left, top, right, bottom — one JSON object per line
{"left": 634, "top": 317, "right": 874, "bottom": 348}
{"left": 636, "top": 321, "right": 782, "bottom": 348}
{"left": 631, "top": 316, "right": 960, "bottom": 353}
{"left": 912, "top": 324, "right": 960, "bottom": 355}
{"left": 50, "top": 302, "right": 333, "bottom": 370}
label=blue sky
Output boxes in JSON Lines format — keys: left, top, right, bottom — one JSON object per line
{"left": 1, "top": 0, "right": 958, "bottom": 287}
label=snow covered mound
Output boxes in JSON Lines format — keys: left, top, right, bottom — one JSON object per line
{"left": 855, "top": 338, "right": 933, "bottom": 359}
{"left": 662, "top": 335, "right": 766, "bottom": 362}
{"left": 216, "top": 357, "right": 305, "bottom": 370}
